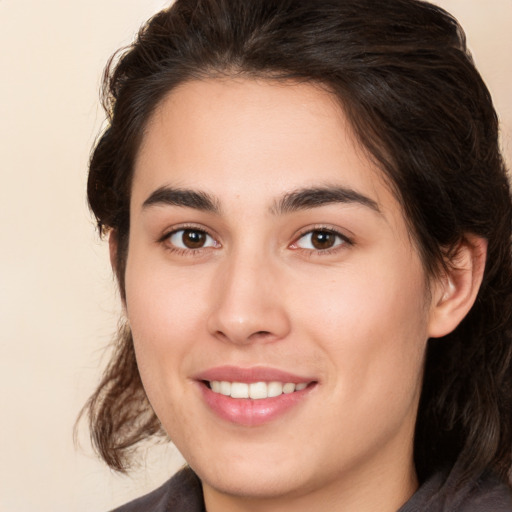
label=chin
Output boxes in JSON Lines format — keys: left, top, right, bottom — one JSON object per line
{"left": 196, "top": 462, "right": 312, "bottom": 500}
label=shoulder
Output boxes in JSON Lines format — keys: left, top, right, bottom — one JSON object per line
{"left": 109, "top": 467, "right": 204, "bottom": 512}
{"left": 455, "top": 474, "right": 512, "bottom": 512}
{"left": 400, "top": 469, "right": 512, "bottom": 512}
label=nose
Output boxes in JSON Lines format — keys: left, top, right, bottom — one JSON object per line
{"left": 206, "top": 251, "right": 291, "bottom": 345}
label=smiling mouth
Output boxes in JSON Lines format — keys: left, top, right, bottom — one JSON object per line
{"left": 205, "top": 380, "right": 311, "bottom": 399}
{"left": 198, "top": 371, "right": 317, "bottom": 425}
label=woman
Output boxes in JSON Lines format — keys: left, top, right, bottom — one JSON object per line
{"left": 84, "top": 0, "right": 512, "bottom": 510}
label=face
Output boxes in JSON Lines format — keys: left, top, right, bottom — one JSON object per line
{"left": 124, "top": 78, "right": 440, "bottom": 508}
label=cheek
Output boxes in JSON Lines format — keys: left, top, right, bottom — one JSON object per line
{"left": 295, "top": 257, "right": 430, "bottom": 397}
{"left": 123, "top": 254, "right": 209, "bottom": 399}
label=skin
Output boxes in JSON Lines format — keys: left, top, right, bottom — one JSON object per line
{"left": 121, "top": 78, "right": 485, "bottom": 512}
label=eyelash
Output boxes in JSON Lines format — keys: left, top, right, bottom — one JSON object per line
{"left": 159, "top": 225, "right": 353, "bottom": 256}
{"left": 290, "top": 226, "right": 353, "bottom": 257}
{"left": 159, "top": 224, "right": 220, "bottom": 256}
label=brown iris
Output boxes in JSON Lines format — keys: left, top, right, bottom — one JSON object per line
{"left": 181, "top": 229, "right": 207, "bottom": 249}
{"left": 310, "top": 230, "right": 337, "bottom": 250}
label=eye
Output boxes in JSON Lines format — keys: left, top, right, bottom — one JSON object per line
{"left": 167, "top": 229, "right": 218, "bottom": 250}
{"left": 294, "top": 229, "right": 347, "bottom": 251}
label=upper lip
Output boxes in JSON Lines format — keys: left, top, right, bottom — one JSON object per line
{"left": 194, "top": 365, "right": 316, "bottom": 384}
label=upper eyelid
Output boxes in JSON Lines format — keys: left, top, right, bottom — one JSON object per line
{"left": 159, "top": 223, "right": 218, "bottom": 242}
{"left": 293, "top": 225, "right": 353, "bottom": 242}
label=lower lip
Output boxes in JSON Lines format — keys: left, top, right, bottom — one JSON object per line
{"left": 198, "top": 383, "right": 315, "bottom": 426}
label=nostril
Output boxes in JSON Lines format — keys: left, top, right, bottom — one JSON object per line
{"left": 249, "top": 330, "right": 273, "bottom": 341}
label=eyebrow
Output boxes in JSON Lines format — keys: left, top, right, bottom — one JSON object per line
{"left": 271, "top": 186, "right": 380, "bottom": 215}
{"left": 142, "top": 186, "right": 220, "bottom": 213}
{"left": 141, "top": 184, "right": 380, "bottom": 216}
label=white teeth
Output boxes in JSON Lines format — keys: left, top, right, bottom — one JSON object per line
{"left": 230, "top": 382, "right": 249, "bottom": 398}
{"left": 220, "top": 381, "right": 231, "bottom": 396}
{"left": 282, "top": 383, "right": 296, "bottom": 394}
{"left": 268, "top": 381, "right": 284, "bottom": 398}
{"left": 249, "top": 382, "right": 267, "bottom": 399}
{"left": 209, "top": 380, "right": 309, "bottom": 399}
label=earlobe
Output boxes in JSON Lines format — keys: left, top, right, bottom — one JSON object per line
{"left": 428, "top": 235, "right": 487, "bottom": 339}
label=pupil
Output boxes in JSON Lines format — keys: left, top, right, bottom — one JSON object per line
{"left": 183, "top": 230, "right": 206, "bottom": 249}
{"left": 312, "top": 231, "right": 334, "bottom": 250}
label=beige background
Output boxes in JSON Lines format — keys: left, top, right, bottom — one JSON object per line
{"left": 0, "top": 1, "right": 510, "bottom": 510}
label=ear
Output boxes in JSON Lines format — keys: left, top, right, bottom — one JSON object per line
{"left": 428, "top": 235, "right": 487, "bottom": 338}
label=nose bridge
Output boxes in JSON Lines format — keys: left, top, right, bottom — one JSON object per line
{"left": 207, "top": 244, "right": 290, "bottom": 345}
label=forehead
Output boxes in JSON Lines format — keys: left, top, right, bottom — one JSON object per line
{"left": 132, "top": 78, "right": 396, "bottom": 218}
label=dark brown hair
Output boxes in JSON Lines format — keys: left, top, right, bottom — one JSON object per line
{"left": 84, "top": 0, "right": 512, "bottom": 484}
